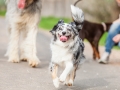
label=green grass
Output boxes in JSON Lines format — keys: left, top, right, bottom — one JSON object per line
{"left": 0, "top": 13, "right": 119, "bottom": 49}
{"left": 39, "top": 16, "right": 120, "bottom": 49}
{"left": 99, "top": 32, "right": 107, "bottom": 45}
{"left": 39, "top": 16, "right": 71, "bottom": 30}
{"left": 0, "top": 10, "right": 6, "bottom": 16}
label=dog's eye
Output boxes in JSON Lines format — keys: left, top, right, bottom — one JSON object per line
{"left": 59, "top": 27, "right": 62, "bottom": 30}
{"left": 67, "top": 28, "right": 71, "bottom": 31}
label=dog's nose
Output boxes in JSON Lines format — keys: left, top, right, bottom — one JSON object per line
{"left": 62, "top": 32, "right": 66, "bottom": 35}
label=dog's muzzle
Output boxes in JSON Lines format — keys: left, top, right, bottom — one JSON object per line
{"left": 58, "top": 34, "right": 71, "bottom": 42}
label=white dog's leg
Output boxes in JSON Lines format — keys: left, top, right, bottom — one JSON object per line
{"left": 20, "top": 30, "right": 27, "bottom": 61}
{"left": 22, "top": 26, "right": 40, "bottom": 67}
{"left": 59, "top": 61, "right": 73, "bottom": 83}
{"left": 5, "top": 28, "right": 20, "bottom": 63}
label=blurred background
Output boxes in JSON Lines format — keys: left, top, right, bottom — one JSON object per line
{"left": 0, "top": 0, "right": 120, "bottom": 47}
{"left": 42, "top": 0, "right": 120, "bottom": 22}
{"left": 1, "top": 0, "right": 120, "bottom": 26}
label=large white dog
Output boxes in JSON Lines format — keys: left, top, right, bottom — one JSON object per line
{"left": 5, "top": 0, "right": 42, "bottom": 67}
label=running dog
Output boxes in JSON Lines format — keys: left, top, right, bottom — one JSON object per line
{"left": 50, "top": 5, "right": 85, "bottom": 88}
{"left": 5, "top": 0, "right": 42, "bottom": 67}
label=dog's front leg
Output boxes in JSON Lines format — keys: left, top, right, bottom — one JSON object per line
{"left": 22, "top": 26, "right": 40, "bottom": 67}
{"left": 20, "top": 30, "right": 27, "bottom": 61}
{"left": 67, "top": 66, "right": 77, "bottom": 86}
{"left": 59, "top": 61, "right": 73, "bottom": 83}
{"left": 64, "top": 74, "right": 70, "bottom": 86}
{"left": 50, "top": 63, "right": 59, "bottom": 88}
{"left": 5, "top": 28, "right": 20, "bottom": 63}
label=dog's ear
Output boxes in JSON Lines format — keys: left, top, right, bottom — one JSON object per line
{"left": 50, "top": 25, "right": 57, "bottom": 35}
{"left": 58, "top": 19, "right": 64, "bottom": 24}
{"left": 50, "top": 20, "right": 64, "bottom": 35}
{"left": 70, "top": 22, "right": 78, "bottom": 35}
{"left": 70, "top": 22, "right": 76, "bottom": 28}
{"left": 72, "top": 26, "right": 78, "bottom": 35}
{"left": 71, "top": 5, "right": 84, "bottom": 32}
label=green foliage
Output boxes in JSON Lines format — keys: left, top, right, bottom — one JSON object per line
{"left": 0, "top": 13, "right": 119, "bottom": 49}
{"left": 0, "top": 0, "right": 6, "bottom": 16}
{"left": 39, "top": 16, "right": 71, "bottom": 30}
{"left": 39, "top": 16, "right": 120, "bottom": 49}
{"left": 99, "top": 32, "right": 108, "bottom": 45}
{"left": 0, "top": 10, "right": 6, "bottom": 16}
{"left": 0, "top": 0, "right": 5, "bottom": 4}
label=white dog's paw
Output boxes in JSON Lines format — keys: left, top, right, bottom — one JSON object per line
{"left": 53, "top": 77, "right": 59, "bottom": 88}
{"left": 65, "top": 79, "right": 73, "bottom": 86}
{"left": 20, "top": 55, "right": 27, "bottom": 61}
{"left": 20, "top": 58, "right": 27, "bottom": 61}
{"left": 28, "top": 56, "right": 40, "bottom": 67}
{"left": 64, "top": 78, "right": 69, "bottom": 86}
{"left": 8, "top": 56, "right": 20, "bottom": 63}
{"left": 59, "top": 75, "right": 66, "bottom": 83}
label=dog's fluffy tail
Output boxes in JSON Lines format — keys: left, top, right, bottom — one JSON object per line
{"left": 71, "top": 5, "right": 84, "bottom": 30}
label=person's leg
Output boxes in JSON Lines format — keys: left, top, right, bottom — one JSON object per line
{"left": 118, "top": 42, "right": 120, "bottom": 47}
{"left": 105, "top": 23, "right": 120, "bottom": 53}
{"left": 99, "top": 23, "right": 120, "bottom": 64}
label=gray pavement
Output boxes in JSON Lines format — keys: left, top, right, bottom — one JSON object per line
{"left": 0, "top": 17, "right": 120, "bottom": 90}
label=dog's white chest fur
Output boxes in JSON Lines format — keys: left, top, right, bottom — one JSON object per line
{"left": 51, "top": 44, "right": 73, "bottom": 66}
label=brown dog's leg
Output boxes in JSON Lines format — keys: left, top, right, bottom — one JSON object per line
{"left": 90, "top": 42, "right": 100, "bottom": 60}
{"left": 95, "top": 44, "right": 100, "bottom": 59}
{"left": 90, "top": 42, "right": 97, "bottom": 60}
{"left": 92, "top": 44, "right": 100, "bottom": 60}
{"left": 93, "top": 46, "right": 97, "bottom": 60}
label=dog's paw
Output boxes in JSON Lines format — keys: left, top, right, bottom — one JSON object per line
{"left": 53, "top": 77, "right": 59, "bottom": 88}
{"left": 64, "top": 78, "right": 69, "bottom": 86}
{"left": 59, "top": 75, "right": 66, "bottom": 83}
{"left": 8, "top": 56, "right": 20, "bottom": 63}
{"left": 28, "top": 56, "right": 40, "bottom": 67}
{"left": 20, "top": 56, "right": 28, "bottom": 62}
{"left": 20, "top": 58, "right": 27, "bottom": 61}
{"left": 65, "top": 79, "right": 73, "bottom": 86}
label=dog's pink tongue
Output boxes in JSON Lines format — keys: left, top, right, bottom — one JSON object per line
{"left": 60, "top": 36, "right": 68, "bottom": 42}
{"left": 18, "top": 0, "right": 25, "bottom": 9}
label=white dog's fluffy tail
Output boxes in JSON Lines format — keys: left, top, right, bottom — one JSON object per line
{"left": 71, "top": 5, "right": 84, "bottom": 30}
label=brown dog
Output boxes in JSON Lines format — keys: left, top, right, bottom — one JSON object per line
{"left": 79, "top": 21, "right": 112, "bottom": 60}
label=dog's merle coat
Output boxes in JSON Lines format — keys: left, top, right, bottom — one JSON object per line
{"left": 50, "top": 5, "right": 85, "bottom": 88}
{"left": 50, "top": 20, "right": 85, "bottom": 66}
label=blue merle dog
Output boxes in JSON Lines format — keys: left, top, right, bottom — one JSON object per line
{"left": 50, "top": 5, "right": 85, "bottom": 88}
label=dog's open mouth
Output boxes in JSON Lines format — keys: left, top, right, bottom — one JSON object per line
{"left": 58, "top": 34, "right": 71, "bottom": 42}
{"left": 18, "top": 0, "right": 26, "bottom": 9}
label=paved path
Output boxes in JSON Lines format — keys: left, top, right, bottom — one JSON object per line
{"left": 0, "top": 17, "right": 120, "bottom": 90}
